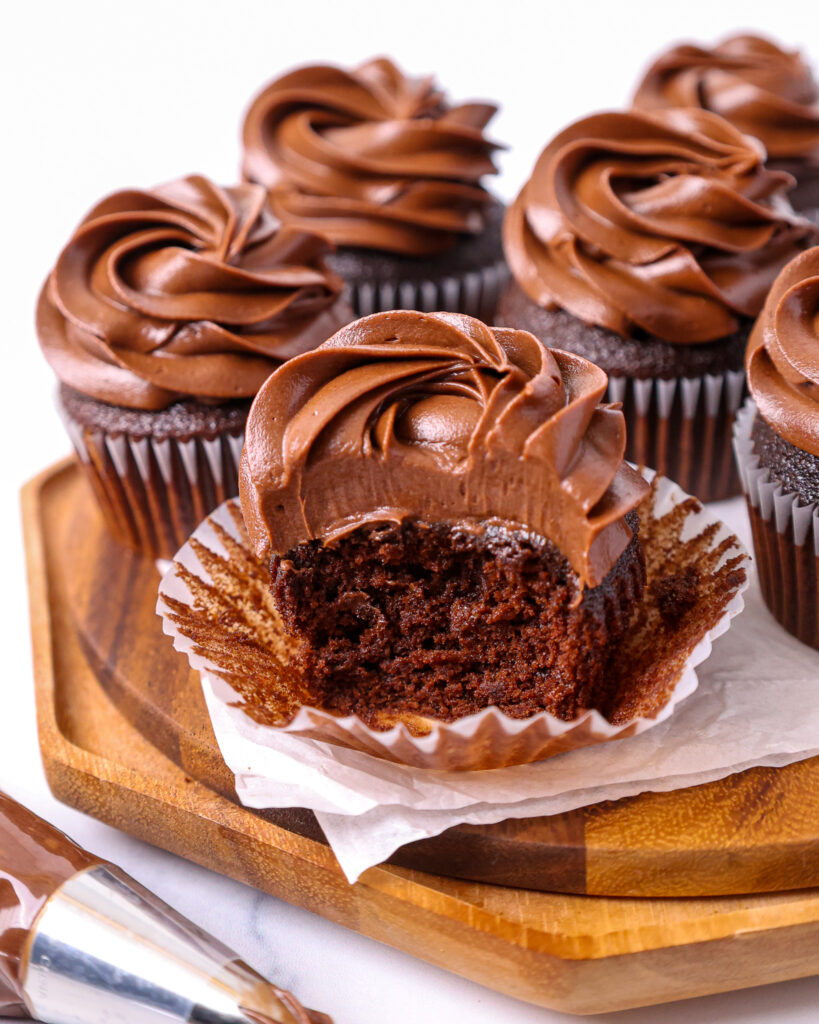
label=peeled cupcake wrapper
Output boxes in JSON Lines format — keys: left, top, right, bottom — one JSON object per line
{"left": 733, "top": 398, "right": 819, "bottom": 649}
{"left": 156, "top": 469, "right": 748, "bottom": 772}
{"left": 348, "top": 259, "right": 508, "bottom": 321}
{"left": 608, "top": 367, "right": 747, "bottom": 504}
{"left": 62, "top": 408, "right": 245, "bottom": 561}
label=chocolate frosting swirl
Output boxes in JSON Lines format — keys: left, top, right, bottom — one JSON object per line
{"left": 240, "top": 310, "right": 648, "bottom": 588}
{"left": 633, "top": 34, "right": 819, "bottom": 162}
{"left": 37, "top": 175, "right": 349, "bottom": 411}
{"left": 504, "top": 108, "right": 815, "bottom": 344}
{"left": 241, "top": 57, "right": 501, "bottom": 256}
{"left": 747, "top": 246, "right": 819, "bottom": 456}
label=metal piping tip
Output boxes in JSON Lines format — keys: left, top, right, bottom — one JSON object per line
{"left": 22, "top": 865, "right": 332, "bottom": 1024}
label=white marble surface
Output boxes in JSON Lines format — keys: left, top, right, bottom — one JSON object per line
{"left": 4, "top": 1, "right": 819, "bottom": 1020}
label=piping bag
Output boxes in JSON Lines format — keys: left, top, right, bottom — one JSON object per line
{"left": 0, "top": 791, "right": 331, "bottom": 1023}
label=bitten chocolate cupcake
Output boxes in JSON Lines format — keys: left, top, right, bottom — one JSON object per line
{"left": 241, "top": 58, "right": 506, "bottom": 319}
{"left": 37, "top": 174, "right": 351, "bottom": 559}
{"left": 734, "top": 246, "right": 819, "bottom": 649}
{"left": 499, "top": 108, "right": 816, "bottom": 502}
{"left": 239, "top": 310, "right": 649, "bottom": 725}
{"left": 633, "top": 33, "right": 819, "bottom": 219}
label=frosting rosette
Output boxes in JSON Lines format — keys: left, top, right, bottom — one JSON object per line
{"left": 504, "top": 108, "right": 815, "bottom": 344}
{"left": 747, "top": 246, "right": 819, "bottom": 455}
{"left": 37, "top": 175, "right": 348, "bottom": 411}
{"left": 241, "top": 57, "right": 501, "bottom": 256}
{"left": 633, "top": 34, "right": 819, "bottom": 162}
{"left": 240, "top": 310, "right": 648, "bottom": 588}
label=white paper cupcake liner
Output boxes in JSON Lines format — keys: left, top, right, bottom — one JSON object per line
{"left": 348, "top": 259, "right": 508, "bottom": 322}
{"left": 156, "top": 470, "right": 748, "bottom": 771}
{"left": 63, "top": 411, "right": 245, "bottom": 560}
{"left": 733, "top": 398, "right": 819, "bottom": 648}
{"left": 607, "top": 367, "right": 746, "bottom": 503}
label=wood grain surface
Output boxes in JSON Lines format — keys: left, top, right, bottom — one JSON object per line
{"left": 26, "top": 460, "right": 819, "bottom": 904}
{"left": 22, "top": 459, "right": 819, "bottom": 1015}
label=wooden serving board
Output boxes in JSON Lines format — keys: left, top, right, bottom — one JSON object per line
{"left": 27, "top": 459, "right": 819, "bottom": 898}
{"left": 22, "top": 460, "right": 819, "bottom": 1014}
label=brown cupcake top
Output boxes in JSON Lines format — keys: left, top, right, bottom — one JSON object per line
{"left": 633, "top": 34, "right": 819, "bottom": 162}
{"left": 241, "top": 57, "right": 501, "bottom": 256}
{"left": 747, "top": 246, "right": 819, "bottom": 456}
{"left": 37, "top": 175, "right": 349, "bottom": 411}
{"left": 503, "top": 108, "right": 814, "bottom": 345}
{"left": 239, "top": 310, "right": 648, "bottom": 589}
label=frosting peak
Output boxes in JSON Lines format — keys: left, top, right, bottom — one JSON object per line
{"left": 504, "top": 108, "right": 815, "bottom": 344}
{"left": 239, "top": 310, "right": 648, "bottom": 588}
{"left": 37, "top": 175, "right": 349, "bottom": 410}
{"left": 633, "top": 34, "right": 819, "bottom": 161}
{"left": 241, "top": 57, "right": 501, "bottom": 255}
{"left": 747, "top": 246, "right": 819, "bottom": 456}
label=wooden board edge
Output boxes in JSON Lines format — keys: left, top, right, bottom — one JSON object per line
{"left": 20, "top": 463, "right": 819, "bottom": 974}
{"left": 36, "top": 755, "right": 819, "bottom": 1014}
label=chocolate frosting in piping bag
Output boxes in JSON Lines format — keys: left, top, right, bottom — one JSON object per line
{"left": 36, "top": 175, "right": 349, "bottom": 411}
{"left": 503, "top": 108, "right": 815, "bottom": 344}
{"left": 633, "top": 34, "right": 819, "bottom": 163}
{"left": 240, "top": 310, "right": 648, "bottom": 589}
{"left": 0, "top": 791, "right": 329, "bottom": 1023}
{"left": 0, "top": 792, "right": 98, "bottom": 1016}
{"left": 241, "top": 57, "right": 502, "bottom": 255}
{"left": 747, "top": 245, "right": 819, "bottom": 456}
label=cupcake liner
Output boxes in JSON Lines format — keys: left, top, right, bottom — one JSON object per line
{"left": 608, "top": 368, "right": 747, "bottom": 503}
{"left": 347, "top": 259, "right": 509, "bottom": 321}
{"left": 63, "top": 411, "right": 245, "bottom": 560}
{"left": 157, "top": 471, "right": 748, "bottom": 771}
{"left": 733, "top": 399, "right": 819, "bottom": 649}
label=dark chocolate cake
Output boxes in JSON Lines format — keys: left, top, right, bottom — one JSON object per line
{"left": 240, "top": 310, "right": 650, "bottom": 723}
{"left": 271, "top": 514, "right": 645, "bottom": 723}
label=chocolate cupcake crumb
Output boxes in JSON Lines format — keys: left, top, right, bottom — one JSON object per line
{"left": 271, "top": 514, "right": 645, "bottom": 724}
{"left": 651, "top": 567, "right": 701, "bottom": 626}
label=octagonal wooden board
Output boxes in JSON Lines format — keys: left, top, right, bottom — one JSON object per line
{"left": 22, "top": 459, "right": 819, "bottom": 1015}
{"left": 25, "top": 459, "right": 819, "bottom": 900}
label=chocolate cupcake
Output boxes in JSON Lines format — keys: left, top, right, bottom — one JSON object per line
{"left": 734, "top": 246, "right": 819, "bottom": 649}
{"left": 499, "top": 108, "right": 816, "bottom": 502}
{"left": 239, "top": 310, "right": 648, "bottom": 725}
{"left": 633, "top": 33, "right": 819, "bottom": 220}
{"left": 241, "top": 58, "right": 506, "bottom": 319}
{"left": 37, "top": 174, "right": 351, "bottom": 559}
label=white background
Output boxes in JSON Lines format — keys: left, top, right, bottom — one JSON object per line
{"left": 3, "top": 1, "right": 819, "bottom": 1021}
